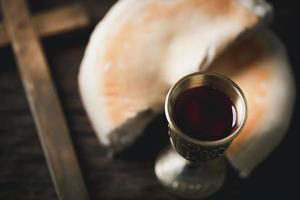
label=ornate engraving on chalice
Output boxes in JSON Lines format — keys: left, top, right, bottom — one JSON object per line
{"left": 155, "top": 72, "right": 247, "bottom": 199}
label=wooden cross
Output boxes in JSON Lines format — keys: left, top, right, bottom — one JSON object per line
{"left": 0, "top": 2, "right": 90, "bottom": 46}
{"left": 0, "top": 0, "right": 91, "bottom": 199}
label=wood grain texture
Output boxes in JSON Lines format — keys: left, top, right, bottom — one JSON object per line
{"left": 0, "top": 3, "right": 90, "bottom": 46}
{"left": 0, "top": 0, "right": 89, "bottom": 199}
{"left": 0, "top": 0, "right": 299, "bottom": 200}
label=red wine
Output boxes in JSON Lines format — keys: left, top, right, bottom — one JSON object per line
{"left": 174, "top": 85, "right": 237, "bottom": 141}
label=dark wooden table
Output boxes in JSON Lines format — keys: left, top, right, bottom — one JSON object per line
{"left": 1, "top": 0, "right": 299, "bottom": 199}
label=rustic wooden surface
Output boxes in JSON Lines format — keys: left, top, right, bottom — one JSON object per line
{"left": 0, "top": 0, "right": 299, "bottom": 199}
{"left": 1, "top": 0, "right": 89, "bottom": 199}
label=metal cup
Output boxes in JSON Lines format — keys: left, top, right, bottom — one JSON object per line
{"left": 165, "top": 72, "right": 247, "bottom": 162}
{"left": 155, "top": 72, "right": 247, "bottom": 198}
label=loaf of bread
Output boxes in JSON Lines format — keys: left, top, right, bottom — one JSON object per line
{"left": 78, "top": 0, "right": 294, "bottom": 176}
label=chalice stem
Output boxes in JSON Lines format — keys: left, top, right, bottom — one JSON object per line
{"left": 155, "top": 147, "right": 227, "bottom": 199}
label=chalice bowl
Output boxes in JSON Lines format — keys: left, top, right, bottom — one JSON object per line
{"left": 155, "top": 72, "right": 247, "bottom": 199}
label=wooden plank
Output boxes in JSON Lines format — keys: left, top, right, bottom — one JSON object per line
{"left": 0, "top": 0, "right": 90, "bottom": 200}
{"left": 0, "top": 3, "right": 90, "bottom": 46}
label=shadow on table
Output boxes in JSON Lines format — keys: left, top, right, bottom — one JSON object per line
{"left": 116, "top": 114, "right": 169, "bottom": 162}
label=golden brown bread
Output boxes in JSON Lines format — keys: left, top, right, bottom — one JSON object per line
{"left": 210, "top": 30, "right": 295, "bottom": 177}
{"left": 79, "top": 0, "right": 271, "bottom": 152}
{"left": 77, "top": 0, "right": 294, "bottom": 176}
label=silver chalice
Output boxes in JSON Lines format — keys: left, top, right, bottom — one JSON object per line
{"left": 155, "top": 72, "right": 247, "bottom": 199}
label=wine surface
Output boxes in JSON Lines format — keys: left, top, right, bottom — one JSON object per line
{"left": 174, "top": 85, "right": 237, "bottom": 141}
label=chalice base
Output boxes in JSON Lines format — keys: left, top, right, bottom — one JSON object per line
{"left": 155, "top": 147, "right": 227, "bottom": 199}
